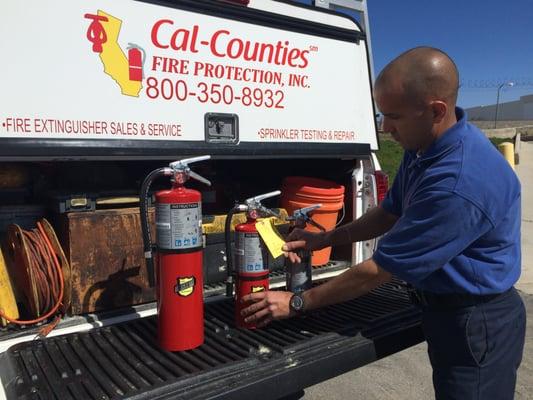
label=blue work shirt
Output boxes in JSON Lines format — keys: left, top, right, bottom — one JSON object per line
{"left": 373, "top": 108, "right": 521, "bottom": 294}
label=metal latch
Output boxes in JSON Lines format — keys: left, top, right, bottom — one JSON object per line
{"left": 205, "top": 113, "right": 239, "bottom": 143}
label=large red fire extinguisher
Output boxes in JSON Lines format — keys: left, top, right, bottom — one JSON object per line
{"left": 140, "top": 155, "right": 211, "bottom": 351}
{"left": 225, "top": 191, "right": 281, "bottom": 329}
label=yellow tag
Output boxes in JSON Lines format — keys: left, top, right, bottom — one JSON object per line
{"left": 255, "top": 218, "right": 285, "bottom": 259}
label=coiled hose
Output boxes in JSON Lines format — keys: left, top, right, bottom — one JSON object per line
{"left": 0, "top": 221, "right": 64, "bottom": 336}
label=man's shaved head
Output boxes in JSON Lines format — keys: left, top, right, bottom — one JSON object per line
{"left": 374, "top": 47, "right": 461, "bottom": 152}
{"left": 375, "top": 47, "right": 459, "bottom": 107}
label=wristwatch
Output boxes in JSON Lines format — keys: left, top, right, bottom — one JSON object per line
{"left": 289, "top": 293, "right": 306, "bottom": 315}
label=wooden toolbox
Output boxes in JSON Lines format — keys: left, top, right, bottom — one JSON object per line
{"left": 55, "top": 207, "right": 156, "bottom": 315}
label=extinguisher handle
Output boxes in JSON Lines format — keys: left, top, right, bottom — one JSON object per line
{"left": 307, "top": 217, "right": 327, "bottom": 232}
{"left": 245, "top": 190, "right": 281, "bottom": 204}
{"left": 169, "top": 155, "right": 211, "bottom": 170}
{"left": 294, "top": 204, "right": 322, "bottom": 216}
{"left": 258, "top": 205, "right": 282, "bottom": 219}
{"left": 189, "top": 170, "right": 211, "bottom": 187}
{"left": 287, "top": 204, "right": 325, "bottom": 231}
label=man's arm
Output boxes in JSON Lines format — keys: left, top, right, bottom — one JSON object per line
{"left": 326, "top": 205, "right": 399, "bottom": 246}
{"left": 283, "top": 205, "right": 399, "bottom": 261}
{"left": 241, "top": 258, "right": 392, "bottom": 326}
{"left": 302, "top": 258, "right": 392, "bottom": 311}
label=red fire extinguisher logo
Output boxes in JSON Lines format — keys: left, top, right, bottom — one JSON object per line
{"left": 84, "top": 10, "right": 145, "bottom": 97}
{"left": 127, "top": 44, "right": 146, "bottom": 82}
{"left": 175, "top": 277, "right": 196, "bottom": 297}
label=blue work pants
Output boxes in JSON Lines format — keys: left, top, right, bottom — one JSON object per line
{"left": 422, "top": 287, "right": 526, "bottom": 400}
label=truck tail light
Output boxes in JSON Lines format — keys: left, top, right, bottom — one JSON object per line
{"left": 374, "top": 170, "right": 389, "bottom": 205}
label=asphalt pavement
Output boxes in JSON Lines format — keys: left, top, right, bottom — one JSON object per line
{"left": 300, "top": 140, "right": 533, "bottom": 399}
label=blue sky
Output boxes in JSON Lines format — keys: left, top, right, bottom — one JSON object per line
{"left": 367, "top": 0, "right": 532, "bottom": 108}
{"left": 296, "top": 0, "right": 532, "bottom": 108}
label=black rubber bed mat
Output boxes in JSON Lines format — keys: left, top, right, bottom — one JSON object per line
{"left": 0, "top": 281, "right": 423, "bottom": 400}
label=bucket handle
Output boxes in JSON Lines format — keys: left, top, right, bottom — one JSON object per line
{"left": 334, "top": 203, "right": 345, "bottom": 228}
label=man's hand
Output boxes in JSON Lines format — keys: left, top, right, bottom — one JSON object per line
{"left": 282, "top": 228, "right": 328, "bottom": 263}
{"left": 240, "top": 291, "right": 294, "bottom": 327}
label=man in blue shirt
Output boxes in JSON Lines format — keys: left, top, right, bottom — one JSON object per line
{"left": 241, "top": 47, "right": 526, "bottom": 399}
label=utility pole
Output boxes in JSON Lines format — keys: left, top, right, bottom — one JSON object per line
{"left": 494, "top": 81, "right": 514, "bottom": 128}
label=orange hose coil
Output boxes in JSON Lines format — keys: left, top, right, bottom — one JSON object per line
{"left": 0, "top": 221, "right": 64, "bottom": 325}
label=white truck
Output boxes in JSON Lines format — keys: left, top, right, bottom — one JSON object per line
{"left": 0, "top": 1, "right": 422, "bottom": 399}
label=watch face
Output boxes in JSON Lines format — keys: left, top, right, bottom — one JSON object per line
{"left": 290, "top": 294, "right": 304, "bottom": 311}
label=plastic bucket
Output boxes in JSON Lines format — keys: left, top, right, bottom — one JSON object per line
{"left": 281, "top": 177, "right": 345, "bottom": 266}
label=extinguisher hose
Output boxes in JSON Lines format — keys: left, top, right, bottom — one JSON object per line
{"left": 140, "top": 167, "right": 171, "bottom": 287}
{"left": 224, "top": 205, "right": 242, "bottom": 297}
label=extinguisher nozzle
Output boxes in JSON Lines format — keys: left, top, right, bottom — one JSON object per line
{"left": 226, "top": 276, "right": 234, "bottom": 297}
{"left": 146, "top": 257, "right": 156, "bottom": 287}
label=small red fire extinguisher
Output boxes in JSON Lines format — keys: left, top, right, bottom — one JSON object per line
{"left": 225, "top": 191, "right": 281, "bottom": 329}
{"left": 140, "top": 156, "right": 211, "bottom": 351}
{"left": 127, "top": 43, "right": 145, "bottom": 82}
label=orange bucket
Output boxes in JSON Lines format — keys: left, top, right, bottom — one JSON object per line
{"left": 281, "top": 177, "right": 345, "bottom": 266}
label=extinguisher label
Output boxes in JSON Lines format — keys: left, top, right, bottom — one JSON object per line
{"left": 175, "top": 276, "right": 196, "bottom": 297}
{"left": 156, "top": 202, "right": 202, "bottom": 250}
{"left": 235, "top": 232, "right": 268, "bottom": 273}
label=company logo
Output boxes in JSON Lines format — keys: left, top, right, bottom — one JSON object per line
{"left": 84, "top": 11, "right": 145, "bottom": 97}
{"left": 251, "top": 285, "right": 266, "bottom": 293}
{"left": 175, "top": 277, "right": 196, "bottom": 297}
{"left": 151, "top": 20, "right": 311, "bottom": 68}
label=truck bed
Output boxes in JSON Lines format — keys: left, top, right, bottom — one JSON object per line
{"left": 0, "top": 280, "right": 423, "bottom": 400}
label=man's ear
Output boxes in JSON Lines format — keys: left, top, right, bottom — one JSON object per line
{"left": 430, "top": 101, "right": 447, "bottom": 123}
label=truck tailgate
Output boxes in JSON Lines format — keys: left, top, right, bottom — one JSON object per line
{"left": 0, "top": 281, "right": 422, "bottom": 400}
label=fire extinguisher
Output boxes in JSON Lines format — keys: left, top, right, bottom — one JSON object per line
{"left": 140, "top": 155, "right": 211, "bottom": 351}
{"left": 127, "top": 43, "right": 145, "bottom": 82}
{"left": 285, "top": 204, "right": 325, "bottom": 294}
{"left": 225, "top": 190, "right": 281, "bottom": 329}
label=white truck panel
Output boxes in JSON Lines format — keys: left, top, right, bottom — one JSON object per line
{"left": 0, "top": 0, "right": 377, "bottom": 148}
